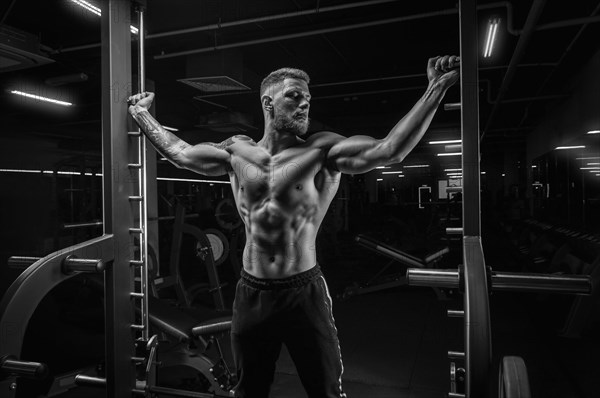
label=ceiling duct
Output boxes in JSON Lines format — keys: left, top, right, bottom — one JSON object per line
{"left": 0, "top": 25, "right": 53, "bottom": 73}
{"left": 195, "top": 111, "right": 256, "bottom": 134}
{"left": 180, "top": 50, "right": 253, "bottom": 92}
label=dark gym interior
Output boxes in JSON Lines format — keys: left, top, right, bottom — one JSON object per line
{"left": 1, "top": 0, "right": 599, "bottom": 397}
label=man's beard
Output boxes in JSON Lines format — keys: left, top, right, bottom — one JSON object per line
{"left": 274, "top": 112, "right": 309, "bottom": 136}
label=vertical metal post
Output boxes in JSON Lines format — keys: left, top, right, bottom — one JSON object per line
{"left": 101, "top": 0, "right": 136, "bottom": 395}
{"left": 138, "top": 3, "right": 150, "bottom": 343}
{"left": 460, "top": 0, "right": 481, "bottom": 237}
{"left": 459, "top": 1, "right": 492, "bottom": 397}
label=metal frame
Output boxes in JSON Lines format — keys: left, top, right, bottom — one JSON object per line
{"left": 459, "top": 1, "right": 491, "bottom": 397}
{"left": 101, "top": 0, "right": 137, "bottom": 395}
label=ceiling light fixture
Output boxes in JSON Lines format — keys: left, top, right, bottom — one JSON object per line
{"left": 428, "top": 140, "right": 461, "bottom": 145}
{"left": 68, "top": 0, "right": 138, "bottom": 34}
{"left": 403, "top": 164, "right": 429, "bottom": 168}
{"left": 381, "top": 171, "right": 403, "bottom": 174}
{"left": 437, "top": 152, "right": 462, "bottom": 157}
{"left": 483, "top": 17, "right": 500, "bottom": 58}
{"left": 10, "top": 90, "right": 72, "bottom": 107}
{"left": 587, "top": 130, "right": 600, "bottom": 134}
{"left": 156, "top": 177, "right": 230, "bottom": 184}
{"left": 555, "top": 146, "right": 585, "bottom": 150}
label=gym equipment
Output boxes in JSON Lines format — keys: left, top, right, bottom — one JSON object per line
{"left": 404, "top": 2, "right": 594, "bottom": 396}
{"left": 198, "top": 229, "right": 230, "bottom": 266}
{"left": 2, "top": 2, "right": 236, "bottom": 397}
{"left": 0, "top": 236, "right": 114, "bottom": 398}
{"left": 160, "top": 204, "right": 229, "bottom": 310}
{"left": 215, "top": 198, "right": 242, "bottom": 231}
{"left": 407, "top": 238, "right": 591, "bottom": 397}
{"left": 340, "top": 234, "right": 449, "bottom": 299}
{"left": 0, "top": 356, "right": 48, "bottom": 382}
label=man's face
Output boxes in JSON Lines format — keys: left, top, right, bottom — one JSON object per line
{"left": 271, "top": 78, "right": 311, "bottom": 136}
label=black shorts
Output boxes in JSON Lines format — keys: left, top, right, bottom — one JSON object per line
{"left": 231, "top": 265, "right": 347, "bottom": 398}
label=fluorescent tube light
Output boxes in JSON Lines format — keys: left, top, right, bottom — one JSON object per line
{"left": 555, "top": 146, "right": 585, "bottom": 150}
{"left": 444, "top": 168, "right": 462, "bottom": 172}
{"left": 403, "top": 165, "right": 429, "bottom": 168}
{"left": 69, "top": 0, "right": 138, "bottom": 34}
{"left": 376, "top": 178, "right": 383, "bottom": 182}
{"left": 428, "top": 140, "right": 461, "bottom": 145}
{"left": 437, "top": 152, "right": 462, "bottom": 157}
{"left": 483, "top": 18, "right": 500, "bottom": 58}
{"left": 381, "top": 171, "right": 403, "bottom": 174}
{"left": 587, "top": 130, "right": 600, "bottom": 134}
{"left": 156, "top": 177, "right": 230, "bottom": 184}
{"left": 11, "top": 90, "right": 72, "bottom": 106}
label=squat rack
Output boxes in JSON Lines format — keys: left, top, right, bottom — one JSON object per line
{"left": 0, "top": 0, "right": 157, "bottom": 396}
{"left": 406, "top": 1, "right": 593, "bottom": 397}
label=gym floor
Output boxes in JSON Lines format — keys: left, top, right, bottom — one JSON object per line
{"left": 265, "top": 226, "right": 600, "bottom": 398}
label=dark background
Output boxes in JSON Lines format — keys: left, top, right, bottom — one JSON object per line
{"left": 0, "top": 1, "right": 599, "bottom": 397}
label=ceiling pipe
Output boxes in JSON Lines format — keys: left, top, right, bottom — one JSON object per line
{"left": 148, "top": 0, "right": 398, "bottom": 39}
{"left": 153, "top": 8, "right": 459, "bottom": 59}
{"left": 53, "top": 1, "right": 518, "bottom": 55}
{"left": 516, "top": 1, "right": 600, "bottom": 129}
{"left": 481, "top": 0, "right": 547, "bottom": 141}
{"left": 51, "top": 0, "right": 399, "bottom": 54}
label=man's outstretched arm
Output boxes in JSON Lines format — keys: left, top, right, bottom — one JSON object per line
{"left": 127, "top": 92, "right": 234, "bottom": 176}
{"left": 326, "top": 55, "right": 459, "bottom": 174}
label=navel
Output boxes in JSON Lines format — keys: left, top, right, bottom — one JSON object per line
{"left": 295, "top": 184, "right": 303, "bottom": 191}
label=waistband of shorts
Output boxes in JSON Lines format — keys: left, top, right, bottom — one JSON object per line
{"left": 240, "top": 265, "right": 322, "bottom": 290}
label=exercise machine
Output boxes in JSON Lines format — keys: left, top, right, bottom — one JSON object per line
{"left": 340, "top": 234, "right": 449, "bottom": 299}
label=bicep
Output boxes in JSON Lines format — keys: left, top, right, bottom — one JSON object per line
{"left": 327, "top": 135, "right": 392, "bottom": 174}
{"left": 177, "top": 143, "right": 231, "bottom": 176}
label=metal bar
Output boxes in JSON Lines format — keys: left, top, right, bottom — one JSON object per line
{"left": 147, "top": 0, "right": 398, "bottom": 39}
{"left": 138, "top": 3, "right": 150, "bottom": 343}
{"left": 101, "top": 0, "right": 136, "bottom": 395}
{"left": 445, "top": 102, "right": 462, "bottom": 111}
{"left": 62, "top": 221, "right": 103, "bottom": 229}
{"left": 406, "top": 269, "right": 459, "bottom": 288}
{"left": 154, "top": 8, "right": 458, "bottom": 59}
{"left": 62, "top": 256, "right": 105, "bottom": 274}
{"left": 448, "top": 351, "right": 466, "bottom": 359}
{"left": 75, "top": 374, "right": 107, "bottom": 387}
{"left": 0, "top": 357, "right": 48, "bottom": 379}
{"left": 7, "top": 256, "right": 41, "bottom": 269}
{"left": 534, "top": 15, "right": 600, "bottom": 31}
{"left": 448, "top": 310, "right": 465, "bottom": 317}
{"left": 406, "top": 268, "right": 592, "bottom": 295}
{"left": 460, "top": 0, "right": 481, "bottom": 237}
{"left": 491, "top": 272, "right": 591, "bottom": 294}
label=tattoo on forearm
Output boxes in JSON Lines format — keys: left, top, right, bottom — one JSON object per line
{"left": 132, "top": 109, "right": 189, "bottom": 158}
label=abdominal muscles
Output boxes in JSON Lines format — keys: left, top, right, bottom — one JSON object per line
{"left": 244, "top": 196, "right": 319, "bottom": 275}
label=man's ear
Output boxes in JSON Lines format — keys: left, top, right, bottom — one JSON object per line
{"left": 261, "top": 95, "right": 273, "bottom": 112}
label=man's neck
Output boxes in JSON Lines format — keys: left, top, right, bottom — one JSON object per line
{"left": 259, "top": 126, "right": 299, "bottom": 155}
